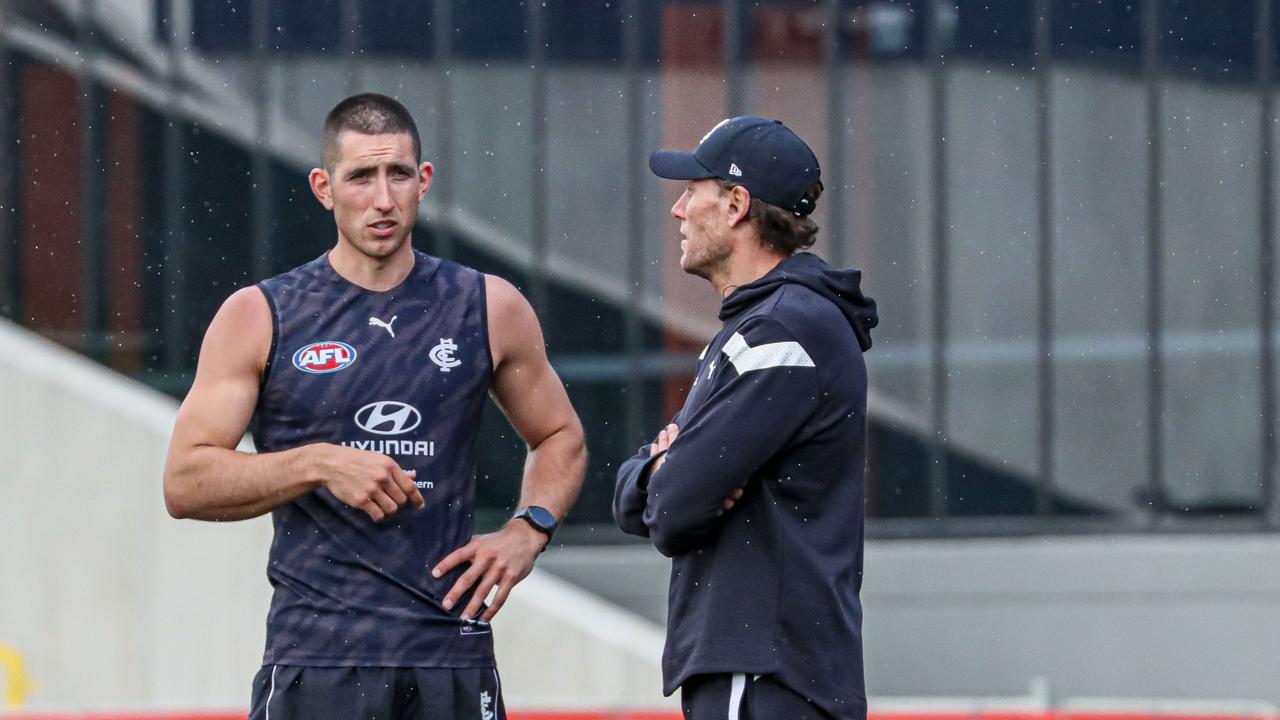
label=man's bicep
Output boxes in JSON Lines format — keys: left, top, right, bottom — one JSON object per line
{"left": 171, "top": 287, "right": 271, "bottom": 451}
{"left": 173, "top": 366, "right": 259, "bottom": 451}
{"left": 491, "top": 353, "right": 579, "bottom": 448}
{"left": 486, "top": 276, "right": 579, "bottom": 447}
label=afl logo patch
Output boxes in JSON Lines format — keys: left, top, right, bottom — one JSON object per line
{"left": 292, "top": 341, "right": 357, "bottom": 374}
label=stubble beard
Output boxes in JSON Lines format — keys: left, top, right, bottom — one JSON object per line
{"left": 342, "top": 219, "right": 413, "bottom": 261}
{"left": 351, "top": 234, "right": 407, "bottom": 260}
{"left": 680, "top": 231, "right": 732, "bottom": 283}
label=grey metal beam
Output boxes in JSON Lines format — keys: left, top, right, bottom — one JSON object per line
{"left": 1258, "top": 0, "right": 1278, "bottom": 529}
{"left": 1033, "top": 0, "right": 1055, "bottom": 516}
{"left": 552, "top": 352, "right": 704, "bottom": 383}
{"left": 867, "top": 513, "right": 1279, "bottom": 541}
{"left": 927, "top": 0, "right": 952, "bottom": 520}
{"left": 1143, "top": 0, "right": 1165, "bottom": 521}
{"left": 824, "top": 0, "right": 848, "bottom": 268}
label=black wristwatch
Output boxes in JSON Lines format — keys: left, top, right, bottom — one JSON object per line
{"left": 512, "top": 506, "right": 558, "bottom": 543}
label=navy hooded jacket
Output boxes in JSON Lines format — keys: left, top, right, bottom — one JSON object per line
{"left": 614, "top": 252, "right": 878, "bottom": 720}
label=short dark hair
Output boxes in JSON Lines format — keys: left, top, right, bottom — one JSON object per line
{"left": 321, "top": 93, "right": 421, "bottom": 171}
{"left": 721, "top": 180, "right": 823, "bottom": 254}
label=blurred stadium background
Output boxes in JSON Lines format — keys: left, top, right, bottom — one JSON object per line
{"left": 2, "top": 0, "right": 1279, "bottom": 717}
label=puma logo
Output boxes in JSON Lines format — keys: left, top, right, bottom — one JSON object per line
{"left": 368, "top": 315, "right": 397, "bottom": 338}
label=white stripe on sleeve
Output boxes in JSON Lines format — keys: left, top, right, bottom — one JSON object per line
{"left": 722, "top": 332, "right": 815, "bottom": 374}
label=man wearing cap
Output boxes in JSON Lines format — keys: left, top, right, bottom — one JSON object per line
{"left": 613, "top": 117, "right": 879, "bottom": 720}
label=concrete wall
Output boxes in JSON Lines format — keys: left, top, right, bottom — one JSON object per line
{"left": 864, "top": 535, "right": 1280, "bottom": 702}
{"left": 0, "top": 320, "right": 674, "bottom": 712}
{"left": 540, "top": 535, "right": 1280, "bottom": 706}
{"left": 0, "top": 322, "right": 273, "bottom": 709}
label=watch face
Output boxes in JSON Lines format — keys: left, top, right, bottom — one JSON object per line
{"left": 525, "top": 506, "right": 556, "bottom": 531}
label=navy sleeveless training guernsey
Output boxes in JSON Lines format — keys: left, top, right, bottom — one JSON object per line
{"left": 253, "top": 250, "right": 494, "bottom": 668}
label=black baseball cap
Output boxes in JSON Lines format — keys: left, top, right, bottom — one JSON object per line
{"left": 649, "top": 116, "right": 822, "bottom": 216}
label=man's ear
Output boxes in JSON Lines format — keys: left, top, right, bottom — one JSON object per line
{"left": 418, "top": 162, "right": 434, "bottom": 201}
{"left": 726, "top": 185, "right": 752, "bottom": 228}
{"left": 309, "top": 168, "right": 334, "bottom": 210}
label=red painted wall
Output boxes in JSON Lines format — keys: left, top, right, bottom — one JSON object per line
{"left": 19, "top": 64, "right": 83, "bottom": 341}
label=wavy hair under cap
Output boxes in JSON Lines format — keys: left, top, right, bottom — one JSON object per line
{"left": 720, "top": 179, "right": 824, "bottom": 254}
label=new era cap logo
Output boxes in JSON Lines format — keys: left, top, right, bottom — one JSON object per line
{"left": 729, "top": 163, "right": 743, "bottom": 177}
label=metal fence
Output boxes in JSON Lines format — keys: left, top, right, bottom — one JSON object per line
{"left": 1, "top": 0, "right": 1277, "bottom": 534}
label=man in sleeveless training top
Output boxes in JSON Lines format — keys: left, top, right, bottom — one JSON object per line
{"left": 613, "top": 117, "right": 879, "bottom": 720}
{"left": 163, "top": 93, "right": 587, "bottom": 719}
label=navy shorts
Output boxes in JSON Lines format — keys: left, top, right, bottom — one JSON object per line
{"left": 681, "top": 673, "right": 834, "bottom": 720}
{"left": 249, "top": 665, "right": 506, "bottom": 720}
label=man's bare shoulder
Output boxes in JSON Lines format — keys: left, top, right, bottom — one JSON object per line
{"left": 222, "top": 285, "right": 270, "bottom": 316}
{"left": 213, "top": 286, "right": 272, "bottom": 337}
{"left": 483, "top": 274, "right": 541, "bottom": 365}
{"left": 201, "top": 286, "right": 273, "bottom": 373}
{"left": 483, "top": 273, "right": 526, "bottom": 310}
{"left": 483, "top": 274, "right": 538, "bottom": 329}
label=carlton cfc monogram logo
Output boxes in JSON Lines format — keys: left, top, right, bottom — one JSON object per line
{"left": 430, "top": 338, "right": 461, "bottom": 372}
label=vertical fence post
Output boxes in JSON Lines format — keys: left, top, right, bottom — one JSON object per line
{"left": 0, "top": 0, "right": 16, "bottom": 321}
{"left": 1034, "top": 0, "right": 1056, "bottom": 516}
{"left": 250, "top": 0, "right": 274, "bottom": 280}
{"left": 340, "top": 0, "right": 362, "bottom": 95}
{"left": 624, "top": 0, "right": 648, "bottom": 449}
{"left": 161, "top": 0, "right": 190, "bottom": 371}
{"left": 1142, "top": 0, "right": 1166, "bottom": 523}
{"left": 432, "top": 0, "right": 456, "bottom": 259}
{"left": 723, "top": 0, "right": 745, "bottom": 117}
{"left": 825, "top": 0, "right": 848, "bottom": 268}
{"left": 1258, "top": 0, "right": 1278, "bottom": 529}
{"left": 527, "top": 0, "right": 549, "bottom": 314}
{"left": 80, "top": 0, "right": 106, "bottom": 361}
{"left": 927, "top": 0, "right": 952, "bottom": 521}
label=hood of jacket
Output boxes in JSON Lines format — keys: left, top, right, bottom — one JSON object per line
{"left": 719, "top": 252, "right": 878, "bottom": 351}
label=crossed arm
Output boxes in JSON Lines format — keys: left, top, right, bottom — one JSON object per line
{"left": 613, "top": 317, "right": 819, "bottom": 556}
